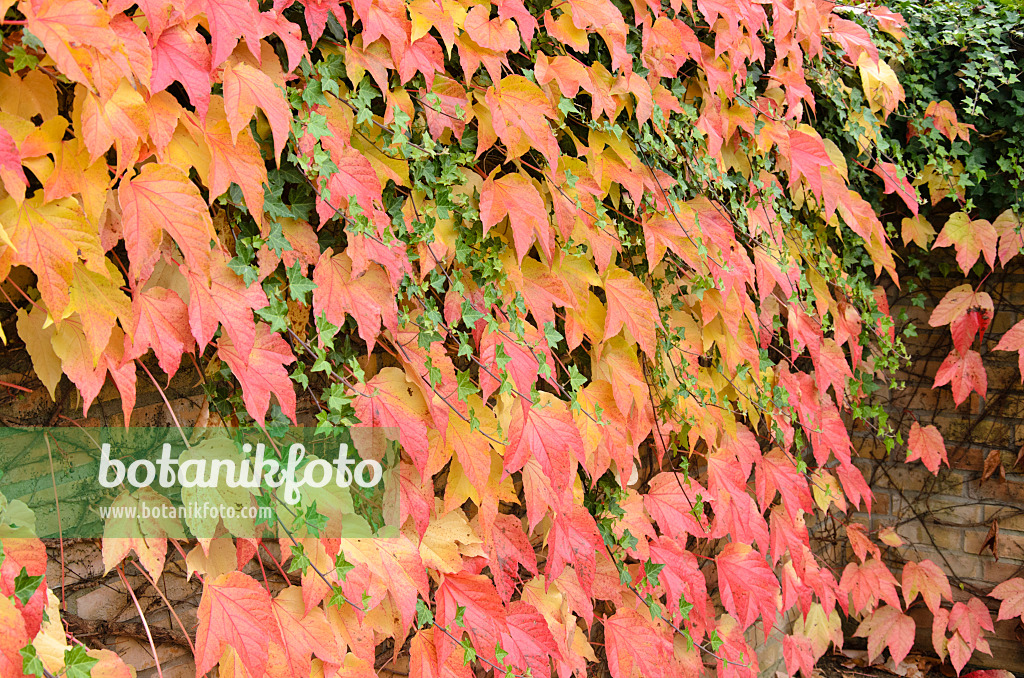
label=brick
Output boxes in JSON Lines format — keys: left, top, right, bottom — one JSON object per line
{"left": 983, "top": 505, "right": 1024, "bottom": 531}
{"left": 896, "top": 521, "right": 962, "bottom": 550}
{"left": 981, "top": 558, "right": 1024, "bottom": 583}
{"left": 915, "top": 495, "right": 985, "bottom": 523}
{"left": 872, "top": 465, "right": 964, "bottom": 496}
{"left": 909, "top": 545, "right": 983, "bottom": 580}
{"left": 969, "top": 477, "right": 1024, "bottom": 503}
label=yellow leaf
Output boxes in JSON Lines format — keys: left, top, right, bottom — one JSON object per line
{"left": 16, "top": 306, "right": 61, "bottom": 398}
{"left": 0, "top": 70, "right": 59, "bottom": 121}
{"left": 858, "top": 53, "right": 904, "bottom": 115}
{"left": 901, "top": 214, "right": 936, "bottom": 249}
{"left": 67, "top": 260, "right": 132, "bottom": 359}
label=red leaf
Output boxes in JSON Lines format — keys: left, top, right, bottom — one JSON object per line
{"left": 505, "top": 393, "right": 583, "bottom": 489}
{"left": 783, "top": 635, "right": 814, "bottom": 677}
{"left": 410, "top": 628, "right": 473, "bottom": 678}
{"left": 929, "top": 285, "right": 993, "bottom": 328}
{"left": 223, "top": 61, "right": 291, "bottom": 161}
{"left": 217, "top": 322, "right": 297, "bottom": 423}
{"left": 545, "top": 504, "right": 603, "bottom": 598}
{"left": 125, "top": 287, "right": 194, "bottom": 376}
{"left": 195, "top": 572, "right": 281, "bottom": 678}
{"left": 150, "top": 23, "right": 213, "bottom": 119}
{"left": 994, "top": 319, "right": 1024, "bottom": 376}
{"left": 353, "top": 367, "right": 431, "bottom": 473}
{"left": 902, "top": 559, "right": 951, "bottom": 615}
{"left": 991, "top": 578, "right": 1024, "bottom": 623}
{"left": 755, "top": 448, "right": 813, "bottom": 516}
{"left": 0, "top": 125, "right": 27, "bottom": 201}
{"left": 183, "top": 255, "right": 269, "bottom": 356}
{"left": 479, "top": 172, "right": 551, "bottom": 263}
{"left": 717, "top": 543, "right": 780, "bottom": 631}
{"left": 312, "top": 249, "right": 397, "bottom": 353}
{"left": 602, "top": 266, "right": 659, "bottom": 355}
{"left": 839, "top": 558, "right": 901, "bottom": 614}
{"left": 854, "top": 604, "right": 916, "bottom": 665}
{"left": 786, "top": 128, "right": 831, "bottom": 198}
{"left": 436, "top": 573, "right": 508, "bottom": 662}
{"left": 604, "top": 608, "right": 674, "bottom": 678}
{"left": 933, "top": 349, "right": 987, "bottom": 406}
{"left": 643, "top": 473, "right": 710, "bottom": 540}
{"left": 871, "top": 161, "right": 919, "bottom": 214}
{"left": 907, "top": 422, "right": 948, "bottom": 474}
{"left": 501, "top": 601, "right": 560, "bottom": 677}
{"left": 489, "top": 514, "right": 539, "bottom": 603}
{"left": 119, "top": 163, "right": 218, "bottom": 282}
{"left": 846, "top": 524, "right": 880, "bottom": 564}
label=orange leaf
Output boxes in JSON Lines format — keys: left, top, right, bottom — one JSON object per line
{"left": 216, "top": 321, "right": 297, "bottom": 423}
{"left": 119, "top": 163, "right": 219, "bottom": 282}
{"left": 479, "top": 172, "right": 550, "bottom": 263}
{"left": 223, "top": 60, "right": 291, "bottom": 162}
{"left": 195, "top": 572, "right": 281, "bottom": 678}
{"left": 602, "top": 266, "right": 658, "bottom": 355}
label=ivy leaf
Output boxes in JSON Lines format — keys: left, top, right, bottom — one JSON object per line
{"left": 12, "top": 567, "right": 43, "bottom": 606}
{"left": 61, "top": 647, "right": 97, "bottom": 678}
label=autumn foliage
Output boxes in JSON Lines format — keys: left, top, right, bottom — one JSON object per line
{"left": 1, "top": 0, "right": 1024, "bottom": 677}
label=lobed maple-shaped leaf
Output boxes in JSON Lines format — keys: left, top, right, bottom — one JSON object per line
{"left": 479, "top": 172, "right": 550, "bottom": 263}
{"left": 991, "top": 577, "right": 1024, "bottom": 623}
{"left": 0, "top": 194, "right": 105, "bottom": 317}
{"left": 854, "top": 604, "right": 916, "bottom": 665}
{"left": 906, "top": 422, "right": 948, "bottom": 474}
{"left": 488, "top": 513, "right": 539, "bottom": 602}
{"left": 501, "top": 601, "right": 561, "bottom": 678}
{"left": 101, "top": 488, "right": 184, "bottom": 582}
{"left": 267, "top": 586, "right": 343, "bottom": 678}
{"left": 604, "top": 608, "right": 674, "bottom": 678}
{"left": 119, "top": 163, "right": 219, "bottom": 282}
{"left": 485, "top": 76, "right": 560, "bottom": 168}
{"left": 183, "top": 254, "right": 268, "bottom": 355}
{"left": 933, "top": 349, "right": 987, "bottom": 406}
{"left": 902, "top": 559, "right": 951, "bottom": 615}
{"left": 195, "top": 571, "right": 282, "bottom": 678}
{"left": 928, "top": 285, "right": 994, "bottom": 328}
{"left": 871, "top": 161, "right": 919, "bottom": 214}
{"left": 545, "top": 504, "right": 603, "bottom": 598}
{"left": 840, "top": 558, "right": 902, "bottom": 614}
{"left": 436, "top": 572, "right": 508, "bottom": 663}
{"left": 353, "top": 367, "right": 431, "bottom": 473}
{"left": 505, "top": 392, "right": 583, "bottom": 489}
{"left": 410, "top": 627, "right": 473, "bottom": 678}
{"left": 312, "top": 249, "right": 397, "bottom": 353}
{"left": 217, "top": 322, "right": 297, "bottom": 423}
{"left": 994, "top": 319, "right": 1024, "bottom": 376}
{"left": 126, "top": 286, "right": 195, "bottom": 377}
{"left": 933, "top": 212, "right": 997, "bottom": 274}
{"left": 643, "top": 472, "right": 711, "bottom": 539}
{"left": 150, "top": 23, "right": 213, "bottom": 119}
{"left": 717, "top": 543, "right": 780, "bottom": 631}
{"left": 223, "top": 60, "right": 291, "bottom": 163}
{"left": 602, "top": 266, "right": 659, "bottom": 355}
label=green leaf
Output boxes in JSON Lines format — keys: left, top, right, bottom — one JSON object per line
{"left": 454, "top": 604, "right": 466, "bottom": 627}
{"left": 63, "top": 646, "right": 98, "bottom": 678}
{"left": 335, "top": 552, "right": 355, "bottom": 580}
{"left": 20, "top": 645, "right": 46, "bottom": 678}
{"left": 13, "top": 568, "right": 42, "bottom": 606}
{"left": 416, "top": 599, "right": 435, "bottom": 627}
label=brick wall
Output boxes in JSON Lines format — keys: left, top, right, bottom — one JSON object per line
{"left": 847, "top": 264, "right": 1024, "bottom": 672}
